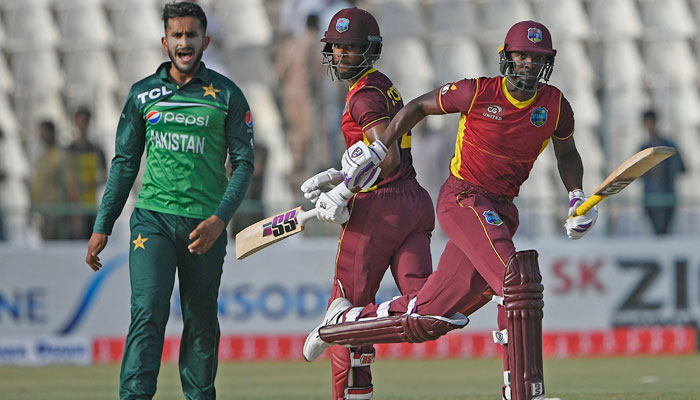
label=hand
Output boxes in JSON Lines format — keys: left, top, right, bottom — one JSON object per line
{"left": 316, "top": 183, "right": 354, "bottom": 224}
{"left": 188, "top": 215, "right": 225, "bottom": 254}
{"left": 341, "top": 140, "right": 387, "bottom": 190}
{"left": 300, "top": 168, "right": 344, "bottom": 203}
{"left": 564, "top": 189, "right": 598, "bottom": 240}
{"left": 86, "top": 233, "right": 109, "bottom": 271}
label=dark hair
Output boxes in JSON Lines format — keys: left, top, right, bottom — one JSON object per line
{"left": 162, "top": 2, "right": 207, "bottom": 33}
{"left": 39, "top": 120, "right": 56, "bottom": 135}
{"left": 642, "top": 109, "right": 657, "bottom": 122}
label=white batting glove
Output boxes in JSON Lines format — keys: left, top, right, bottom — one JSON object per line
{"left": 564, "top": 189, "right": 598, "bottom": 240}
{"left": 300, "top": 168, "right": 344, "bottom": 203}
{"left": 316, "top": 183, "right": 354, "bottom": 224}
{"left": 341, "top": 140, "right": 387, "bottom": 190}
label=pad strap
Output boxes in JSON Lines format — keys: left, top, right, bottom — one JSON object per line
{"left": 345, "top": 385, "right": 373, "bottom": 399}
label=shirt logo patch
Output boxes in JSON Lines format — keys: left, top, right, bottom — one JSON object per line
{"left": 531, "top": 107, "right": 548, "bottom": 127}
{"left": 483, "top": 210, "right": 503, "bottom": 226}
{"left": 336, "top": 18, "right": 350, "bottom": 33}
{"left": 245, "top": 110, "right": 253, "bottom": 127}
{"left": 202, "top": 83, "right": 220, "bottom": 99}
{"left": 146, "top": 110, "right": 162, "bottom": 124}
{"left": 528, "top": 27, "right": 543, "bottom": 43}
{"left": 483, "top": 105, "right": 503, "bottom": 121}
{"left": 440, "top": 84, "right": 450, "bottom": 95}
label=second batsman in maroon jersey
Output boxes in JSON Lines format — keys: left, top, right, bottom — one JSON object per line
{"left": 299, "top": 8, "right": 435, "bottom": 400}
{"left": 305, "top": 20, "right": 599, "bottom": 400}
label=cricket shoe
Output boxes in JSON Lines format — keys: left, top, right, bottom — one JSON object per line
{"left": 303, "top": 297, "right": 352, "bottom": 362}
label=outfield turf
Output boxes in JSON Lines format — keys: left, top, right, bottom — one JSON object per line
{"left": 0, "top": 356, "right": 699, "bottom": 399}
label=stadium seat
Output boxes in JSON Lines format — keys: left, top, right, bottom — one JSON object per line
{"left": 481, "top": 0, "right": 535, "bottom": 40}
{"left": 598, "top": 40, "right": 645, "bottom": 91}
{"left": 106, "top": 0, "right": 163, "bottom": 43}
{"left": 431, "top": 34, "right": 485, "bottom": 84}
{"left": 9, "top": 48, "right": 64, "bottom": 96}
{"left": 638, "top": 0, "right": 696, "bottom": 39}
{"left": 62, "top": 48, "right": 120, "bottom": 97}
{"left": 221, "top": 45, "right": 276, "bottom": 87}
{"left": 426, "top": 0, "right": 479, "bottom": 38}
{"left": 548, "top": 40, "right": 595, "bottom": 92}
{"left": 3, "top": 0, "right": 61, "bottom": 49}
{"left": 54, "top": 0, "right": 113, "bottom": 47}
{"left": 112, "top": 44, "right": 166, "bottom": 93}
{"left": 643, "top": 40, "right": 697, "bottom": 88}
{"left": 587, "top": 0, "right": 643, "bottom": 40}
{"left": 372, "top": 0, "right": 425, "bottom": 39}
{"left": 532, "top": 0, "right": 591, "bottom": 42}
{"left": 213, "top": 0, "right": 272, "bottom": 48}
{"left": 0, "top": 51, "right": 14, "bottom": 93}
{"left": 379, "top": 37, "right": 434, "bottom": 101}
{"left": 237, "top": 82, "right": 295, "bottom": 210}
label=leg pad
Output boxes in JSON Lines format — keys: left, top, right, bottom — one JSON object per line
{"left": 319, "top": 313, "right": 468, "bottom": 347}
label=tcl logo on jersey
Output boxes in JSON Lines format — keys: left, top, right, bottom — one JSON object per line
{"left": 483, "top": 105, "right": 503, "bottom": 121}
{"left": 147, "top": 111, "right": 210, "bottom": 127}
{"left": 137, "top": 86, "right": 173, "bottom": 104}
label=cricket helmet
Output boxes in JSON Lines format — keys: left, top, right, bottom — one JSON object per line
{"left": 498, "top": 20, "right": 556, "bottom": 90}
{"left": 321, "top": 7, "right": 383, "bottom": 81}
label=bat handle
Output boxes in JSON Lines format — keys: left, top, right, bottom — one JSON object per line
{"left": 573, "top": 194, "right": 607, "bottom": 217}
{"left": 298, "top": 209, "right": 318, "bottom": 226}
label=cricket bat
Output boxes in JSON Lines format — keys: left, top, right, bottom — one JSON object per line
{"left": 573, "top": 146, "right": 676, "bottom": 216}
{"left": 235, "top": 206, "right": 318, "bottom": 259}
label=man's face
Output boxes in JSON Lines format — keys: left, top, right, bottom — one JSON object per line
{"left": 161, "top": 16, "right": 209, "bottom": 75}
{"left": 509, "top": 51, "right": 548, "bottom": 89}
{"left": 332, "top": 43, "right": 365, "bottom": 76}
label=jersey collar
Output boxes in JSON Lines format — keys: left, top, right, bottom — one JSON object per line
{"left": 501, "top": 76, "right": 537, "bottom": 109}
{"left": 349, "top": 68, "right": 377, "bottom": 91}
{"left": 156, "top": 61, "right": 210, "bottom": 85}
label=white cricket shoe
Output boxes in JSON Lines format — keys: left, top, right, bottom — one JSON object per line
{"left": 303, "top": 297, "right": 352, "bottom": 362}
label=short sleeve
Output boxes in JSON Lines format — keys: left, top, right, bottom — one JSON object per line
{"left": 553, "top": 95, "right": 575, "bottom": 140}
{"left": 349, "top": 86, "right": 390, "bottom": 131}
{"left": 436, "top": 78, "right": 478, "bottom": 114}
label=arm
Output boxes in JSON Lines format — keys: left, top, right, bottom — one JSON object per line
{"left": 86, "top": 92, "right": 146, "bottom": 270}
{"left": 552, "top": 135, "right": 584, "bottom": 192}
{"left": 188, "top": 90, "right": 255, "bottom": 254}
{"left": 378, "top": 89, "right": 445, "bottom": 149}
{"left": 363, "top": 121, "right": 400, "bottom": 178}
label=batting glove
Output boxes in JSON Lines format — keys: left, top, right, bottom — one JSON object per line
{"left": 341, "top": 140, "right": 387, "bottom": 190}
{"left": 564, "top": 189, "right": 598, "bottom": 240}
{"left": 316, "top": 183, "right": 354, "bottom": 224}
{"left": 300, "top": 168, "right": 344, "bottom": 203}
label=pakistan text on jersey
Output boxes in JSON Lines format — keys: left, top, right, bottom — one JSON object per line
{"left": 149, "top": 130, "right": 206, "bottom": 154}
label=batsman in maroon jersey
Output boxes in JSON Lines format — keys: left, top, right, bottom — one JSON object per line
{"left": 305, "top": 21, "right": 600, "bottom": 400}
{"left": 299, "top": 7, "right": 435, "bottom": 400}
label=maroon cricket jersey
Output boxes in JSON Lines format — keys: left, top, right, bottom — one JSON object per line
{"left": 342, "top": 68, "right": 416, "bottom": 188}
{"left": 437, "top": 76, "right": 575, "bottom": 198}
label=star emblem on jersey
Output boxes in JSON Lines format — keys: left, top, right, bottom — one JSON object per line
{"left": 202, "top": 83, "right": 220, "bottom": 99}
{"left": 531, "top": 107, "right": 548, "bottom": 127}
{"left": 527, "top": 27, "right": 543, "bottom": 43}
{"left": 132, "top": 234, "right": 148, "bottom": 250}
{"left": 336, "top": 17, "right": 349, "bottom": 33}
{"left": 483, "top": 210, "right": 503, "bottom": 226}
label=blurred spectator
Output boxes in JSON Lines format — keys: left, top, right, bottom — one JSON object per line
{"left": 231, "top": 143, "right": 269, "bottom": 236}
{"left": 639, "top": 109, "right": 686, "bottom": 235}
{"left": 65, "top": 107, "right": 107, "bottom": 240}
{"left": 0, "top": 128, "right": 6, "bottom": 241}
{"left": 275, "top": 14, "right": 323, "bottom": 181}
{"left": 30, "top": 120, "right": 69, "bottom": 240}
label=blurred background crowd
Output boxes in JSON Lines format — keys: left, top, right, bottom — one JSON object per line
{"left": 0, "top": 0, "right": 698, "bottom": 243}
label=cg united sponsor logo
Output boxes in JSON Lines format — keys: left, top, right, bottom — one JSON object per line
{"left": 531, "top": 107, "right": 548, "bottom": 127}
{"left": 146, "top": 110, "right": 161, "bottom": 124}
{"left": 483, "top": 105, "right": 503, "bottom": 121}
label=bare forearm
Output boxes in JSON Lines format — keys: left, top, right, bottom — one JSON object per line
{"left": 379, "top": 99, "right": 428, "bottom": 147}
{"left": 557, "top": 148, "right": 584, "bottom": 191}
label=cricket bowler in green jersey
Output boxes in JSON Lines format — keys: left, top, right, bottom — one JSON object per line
{"left": 85, "top": 3, "right": 254, "bottom": 399}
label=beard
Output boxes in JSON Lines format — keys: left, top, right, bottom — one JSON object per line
{"left": 168, "top": 46, "right": 203, "bottom": 75}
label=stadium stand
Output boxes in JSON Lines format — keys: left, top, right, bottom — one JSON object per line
{"left": 0, "top": 0, "right": 698, "bottom": 242}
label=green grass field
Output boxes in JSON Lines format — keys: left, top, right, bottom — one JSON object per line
{"left": 1, "top": 356, "right": 699, "bottom": 399}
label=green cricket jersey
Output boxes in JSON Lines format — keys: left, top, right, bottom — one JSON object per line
{"left": 94, "top": 62, "right": 255, "bottom": 234}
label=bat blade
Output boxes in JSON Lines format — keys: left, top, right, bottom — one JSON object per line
{"left": 574, "top": 146, "right": 676, "bottom": 216}
{"left": 235, "top": 206, "right": 317, "bottom": 260}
